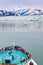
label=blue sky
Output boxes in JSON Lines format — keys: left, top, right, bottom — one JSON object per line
{"left": 0, "top": 0, "right": 43, "bottom": 9}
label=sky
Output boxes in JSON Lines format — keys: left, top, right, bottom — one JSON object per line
{"left": 0, "top": 0, "right": 43, "bottom": 10}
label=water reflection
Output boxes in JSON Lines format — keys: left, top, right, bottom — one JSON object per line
{"left": 0, "top": 20, "right": 43, "bottom": 31}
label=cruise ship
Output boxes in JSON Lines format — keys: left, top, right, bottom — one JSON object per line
{"left": 0, "top": 44, "right": 37, "bottom": 65}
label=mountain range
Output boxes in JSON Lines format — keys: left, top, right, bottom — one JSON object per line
{"left": 0, "top": 9, "right": 43, "bottom": 16}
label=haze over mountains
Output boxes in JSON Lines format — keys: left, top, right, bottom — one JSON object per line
{"left": 0, "top": 8, "right": 43, "bottom": 16}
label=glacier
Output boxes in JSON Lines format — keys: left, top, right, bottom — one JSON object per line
{"left": 0, "top": 16, "right": 43, "bottom": 32}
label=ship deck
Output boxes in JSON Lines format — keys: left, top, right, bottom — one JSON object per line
{"left": 0, "top": 46, "right": 31, "bottom": 64}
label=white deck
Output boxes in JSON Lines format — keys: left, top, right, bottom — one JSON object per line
{"left": 25, "top": 58, "right": 37, "bottom": 65}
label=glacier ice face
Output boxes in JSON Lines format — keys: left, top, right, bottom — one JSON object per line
{"left": 0, "top": 16, "right": 43, "bottom": 32}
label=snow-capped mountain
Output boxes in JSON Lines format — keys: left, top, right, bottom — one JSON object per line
{"left": 0, "top": 8, "right": 43, "bottom": 16}
{"left": 30, "top": 9, "right": 43, "bottom": 15}
{"left": 15, "top": 9, "right": 30, "bottom": 16}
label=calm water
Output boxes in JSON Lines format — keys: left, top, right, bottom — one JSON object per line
{"left": 0, "top": 32, "right": 43, "bottom": 65}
